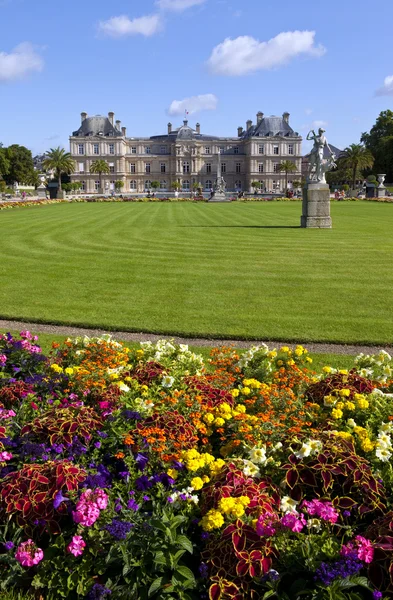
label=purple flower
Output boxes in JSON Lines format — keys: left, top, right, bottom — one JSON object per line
{"left": 127, "top": 499, "right": 139, "bottom": 511}
{"left": 86, "top": 583, "right": 112, "bottom": 599}
{"left": 135, "top": 475, "right": 152, "bottom": 491}
{"left": 143, "top": 495, "right": 150, "bottom": 501}
{"left": 53, "top": 490, "right": 69, "bottom": 509}
{"left": 172, "top": 461, "right": 185, "bottom": 471}
{"left": 373, "top": 592, "right": 383, "bottom": 600}
{"left": 3, "top": 541, "right": 14, "bottom": 551}
{"left": 199, "top": 562, "right": 209, "bottom": 578}
{"left": 315, "top": 556, "right": 363, "bottom": 585}
{"left": 105, "top": 519, "right": 134, "bottom": 540}
{"left": 94, "top": 442, "right": 101, "bottom": 449}
{"left": 135, "top": 453, "right": 149, "bottom": 471}
{"left": 122, "top": 410, "right": 141, "bottom": 421}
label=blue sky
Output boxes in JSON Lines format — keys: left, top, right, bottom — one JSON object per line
{"left": 0, "top": 0, "right": 392, "bottom": 155}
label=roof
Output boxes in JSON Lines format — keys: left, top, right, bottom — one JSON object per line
{"left": 150, "top": 120, "right": 221, "bottom": 142}
{"left": 72, "top": 116, "right": 122, "bottom": 137}
{"left": 242, "top": 116, "right": 299, "bottom": 138}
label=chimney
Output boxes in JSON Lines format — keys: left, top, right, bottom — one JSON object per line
{"left": 116, "top": 119, "right": 121, "bottom": 131}
{"left": 283, "top": 112, "right": 290, "bottom": 123}
{"left": 121, "top": 126, "right": 127, "bottom": 137}
{"left": 168, "top": 122, "right": 172, "bottom": 134}
{"left": 257, "top": 111, "right": 264, "bottom": 124}
{"left": 81, "top": 112, "right": 87, "bottom": 123}
{"left": 238, "top": 126, "right": 243, "bottom": 137}
{"left": 108, "top": 112, "right": 115, "bottom": 126}
{"left": 196, "top": 123, "right": 200, "bottom": 134}
{"left": 246, "top": 120, "right": 252, "bottom": 130}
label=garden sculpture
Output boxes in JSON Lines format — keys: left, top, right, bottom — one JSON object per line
{"left": 306, "top": 128, "right": 336, "bottom": 184}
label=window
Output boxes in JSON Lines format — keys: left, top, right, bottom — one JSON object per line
{"left": 220, "top": 146, "right": 225, "bottom": 153}
{"left": 110, "top": 180, "right": 115, "bottom": 191}
{"left": 273, "top": 163, "right": 280, "bottom": 173}
{"left": 221, "top": 163, "right": 226, "bottom": 174}
{"left": 95, "top": 181, "right": 100, "bottom": 191}
{"left": 81, "top": 181, "right": 85, "bottom": 191}
{"left": 78, "top": 144, "right": 84, "bottom": 155}
{"left": 182, "top": 180, "right": 190, "bottom": 191}
{"left": 205, "top": 180, "right": 213, "bottom": 191}
{"left": 93, "top": 144, "right": 99, "bottom": 155}
{"left": 183, "top": 161, "right": 190, "bottom": 174}
{"left": 235, "top": 180, "right": 242, "bottom": 191}
{"left": 145, "top": 180, "right": 151, "bottom": 190}
{"left": 145, "top": 163, "right": 151, "bottom": 174}
{"left": 205, "top": 147, "right": 211, "bottom": 154}
{"left": 161, "top": 163, "right": 166, "bottom": 173}
{"left": 130, "top": 163, "right": 136, "bottom": 174}
{"left": 160, "top": 146, "right": 167, "bottom": 154}
{"left": 258, "top": 163, "right": 264, "bottom": 173}
{"left": 206, "top": 163, "right": 212, "bottom": 174}
{"left": 288, "top": 144, "right": 294, "bottom": 155}
{"left": 109, "top": 162, "right": 115, "bottom": 174}
{"left": 160, "top": 180, "right": 167, "bottom": 190}
{"left": 273, "top": 145, "right": 279, "bottom": 155}
{"left": 109, "top": 144, "right": 115, "bottom": 155}
{"left": 236, "top": 163, "right": 241, "bottom": 173}
{"left": 131, "top": 147, "right": 137, "bottom": 154}
{"left": 233, "top": 146, "right": 239, "bottom": 154}
{"left": 145, "top": 146, "right": 151, "bottom": 154}
{"left": 258, "top": 145, "right": 264, "bottom": 155}
{"left": 130, "top": 180, "right": 137, "bottom": 190}
{"left": 78, "top": 162, "right": 84, "bottom": 174}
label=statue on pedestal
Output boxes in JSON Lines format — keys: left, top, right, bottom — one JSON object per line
{"left": 213, "top": 150, "right": 227, "bottom": 194}
{"left": 306, "top": 128, "right": 336, "bottom": 183}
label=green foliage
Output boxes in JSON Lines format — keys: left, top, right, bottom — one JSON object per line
{"left": 3, "top": 145, "right": 35, "bottom": 186}
{"left": 114, "top": 181, "right": 125, "bottom": 191}
{"left": 251, "top": 181, "right": 262, "bottom": 190}
{"left": 150, "top": 181, "right": 160, "bottom": 191}
{"left": 171, "top": 181, "right": 181, "bottom": 191}
{"left": 43, "top": 148, "right": 75, "bottom": 193}
{"left": 361, "top": 110, "right": 393, "bottom": 181}
{"left": 341, "top": 144, "right": 374, "bottom": 190}
{"left": 89, "top": 160, "right": 110, "bottom": 176}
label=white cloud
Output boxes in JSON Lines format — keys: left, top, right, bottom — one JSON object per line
{"left": 207, "top": 30, "right": 326, "bottom": 76}
{"left": 305, "top": 108, "right": 313, "bottom": 115}
{"left": 311, "top": 120, "right": 328, "bottom": 129}
{"left": 98, "top": 14, "right": 162, "bottom": 38}
{"left": 168, "top": 93, "right": 218, "bottom": 116}
{"left": 156, "top": 0, "right": 207, "bottom": 11}
{"left": 376, "top": 75, "right": 393, "bottom": 96}
{"left": 0, "top": 42, "right": 43, "bottom": 82}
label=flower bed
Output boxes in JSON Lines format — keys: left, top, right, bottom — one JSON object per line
{"left": 1, "top": 332, "right": 393, "bottom": 599}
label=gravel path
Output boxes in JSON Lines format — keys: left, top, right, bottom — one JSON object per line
{"left": 1, "top": 319, "right": 391, "bottom": 356}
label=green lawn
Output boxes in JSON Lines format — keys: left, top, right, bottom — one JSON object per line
{"left": 0, "top": 202, "right": 392, "bottom": 344}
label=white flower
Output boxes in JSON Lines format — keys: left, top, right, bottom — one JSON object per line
{"left": 161, "top": 375, "right": 175, "bottom": 388}
{"left": 376, "top": 446, "right": 392, "bottom": 462}
{"left": 273, "top": 442, "right": 283, "bottom": 451}
{"left": 190, "top": 495, "right": 199, "bottom": 504}
{"left": 307, "top": 518, "right": 321, "bottom": 531}
{"left": 140, "top": 341, "right": 153, "bottom": 350}
{"left": 117, "top": 382, "right": 130, "bottom": 392}
{"left": 179, "top": 344, "right": 189, "bottom": 352}
{"left": 249, "top": 446, "right": 267, "bottom": 465}
{"left": 347, "top": 419, "right": 357, "bottom": 428}
{"left": 280, "top": 496, "right": 299, "bottom": 514}
{"left": 377, "top": 433, "right": 392, "bottom": 448}
{"left": 295, "top": 439, "right": 322, "bottom": 459}
{"left": 359, "top": 368, "right": 374, "bottom": 378}
{"left": 380, "top": 422, "right": 393, "bottom": 433}
{"left": 243, "top": 460, "right": 261, "bottom": 478}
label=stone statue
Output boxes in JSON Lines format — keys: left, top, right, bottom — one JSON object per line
{"left": 306, "top": 128, "right": 336, "bottom": 183}
{"left": 213, "top": 149, "right": 227, "bottom": 194}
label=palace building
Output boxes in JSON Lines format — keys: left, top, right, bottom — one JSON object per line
{"left": 69, "top": 111, "right": 302, "bottom": 194}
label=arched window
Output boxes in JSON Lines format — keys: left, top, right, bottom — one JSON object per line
{"left": 130, "top": 180, "right": 137, "bottom": 190}
{"left": 205, "top": 180, "right": 213, "bottom": 191}
{"left": 81, "top": 181, "right": 85, "bottom": 191}
{"left": 235, "top": 180, "right": 242, "bottom": 191}
{"left": 145, "top": 180, "right": 151, "bottom": 190}
{"left": 160, "top": 180, "right": 167, "bottom": 190}
{"left": 182, "top": 180, "right": 190, "bottom": 191}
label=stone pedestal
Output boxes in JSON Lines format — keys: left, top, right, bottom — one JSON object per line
{"left": 377, "top": 187, "right": 387, "bottom": 198}
{"left": 36, "top": 184, "right": 47, "bottom": 199}
{"left": 301, "top": 183, "right": 332, "bottom": 228}
{"left": 208, "top": 192, "right": 231, "bottom": 202}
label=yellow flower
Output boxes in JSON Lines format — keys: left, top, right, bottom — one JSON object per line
{"left": 339, "top": 389, "right": 351, "bottom": 398}
{"left": 200, "top": 509, "right": 224, "bottom": 531}
{"left": 324, "top": 395, "right": 336, "bottom": 407}
{"left": 295, "top": 346, "right": 304, "bottom": 357}
{"left": 136, "top": 349, "right": 144, "bottom": 358}
{"left": 64, "top": 367, "right": 74, "bottom": 376}
{"left": 277, "top": 360, "right": 284, "bottom": 367}
{"left": 231, "top": 389, "right": 240, "bottom": 398}
{"left": 202, "top": 475, "right": 210, "bottom": 483}
{"left": 357, "top": 399, "right": 369, "bottom": 410}
{"left": 323, "top": 366, "right": 332, "bottom": 373}
{"left": 287, "top": 359, "right": 295, "bottom": 366}
{"left": 236, "top": 404, "right": 246, "bottom": 414}
{"left": 267, "top": 351, "right": 277, "bottom": 359}
{"left": 214, "top": 418, "right": 225, "bottom": 427}
{"left": 191, "top": 477, "right": 204, "bottom": 490}
{"left": 306, "top": 357, "right": 313, "bottom": 363}
{"left": 210, "top": 459, "right": 225, "bottom": 476}
{"left": 331, "top": 408, "right": 343, "bottom": 419}
{"left": 203, "top": 413, "right": 214, "bottom": 424}
{"left": 345, "top": 401, "right": 356, "bottom": 411}
{"left": 354, "top": 426, "right": 368, "bottom": 438}
{"left": 241, "top": 387, "right": 251, "bottom": 395}
{"left": 50, "top": 363, "right": 63, "bottom": 373}
{"left": 361, "top": 439, "right": 375, "bottom": 452}
{"left": 339, "top": 370, "right": 348, "bottom": 375}
{"left": 336, "top": 402, "right": 344, "bottom": 410}
{"left": 167, "top": 469, "right": 178, "bottom": 480}
{"left": 280, "top": 346, "right": 290, "bottom": 353}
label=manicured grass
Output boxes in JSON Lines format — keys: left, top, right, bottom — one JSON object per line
{"left": 1, "top": 202, "right": 392, "bottom": 344}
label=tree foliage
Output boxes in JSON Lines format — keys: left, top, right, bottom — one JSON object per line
{"left": 361, "top": 110, "right": 393, "bottom": 181}
{"left": 341, "top": 144, "right": 374, "bottom": 190}
{"left": 277, "top": 160, "right": 297, "bottom": 190}
{"left": 3, "top": 144, "right": 35, "bottom": 186}
{"left": 43, "top": 147, "right": 75, "bottom": 193}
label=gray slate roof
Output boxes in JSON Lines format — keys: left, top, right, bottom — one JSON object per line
{"left": 243, "top": 116, "right": 298, "bottom": 138}
{"left": 150, "top": 120, "right": 220, "bottom": 142}
{"left": 72, "top": 116, "right": 122, "bottom": 137}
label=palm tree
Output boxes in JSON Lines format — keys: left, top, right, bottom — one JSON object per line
{"left": 277, "top": 160, "right": 297, "bottom": 191}
{"left": 43, "top": 147, "right": 75, "bottom": 197}
{"left": 341, "top": 144, "right": 374, "bottom": 191}
{"left": 90, "top": 159, "right": 110, "bottom": 194}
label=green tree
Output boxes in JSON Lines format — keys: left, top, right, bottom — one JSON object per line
{"left": 90, "top": 159, "right": 110, "bottom": 194}
{"left": 361, "top": 110, "right": 393, "bottom": 181}
{"left": 292, "top": 180, "right": 302, "bottom": 189}
{"left": 341, "top": 144, "right": 374, "bottom": 190}
{"left": 4, "top": 144, "right": 35, "bottom": 186}
{"left": 114, "top": 180, "right": 125, "bottom": 193}
{"left": 171, "top": 181, "right": 181, "bottom": 191}
{"left": 251, "top": 181, "right": 261, "bottom": 193}
{"left": 150, "top": 181, "right": 160, "bottom": 193}
{"left": 43, "top": 147, "right": 75, "bottom": 196}
{"left": 0, "top": 143, "right": 10, "bottom": 183}
{"left": 277, "top": 160, "right": 297, "bottom": 190}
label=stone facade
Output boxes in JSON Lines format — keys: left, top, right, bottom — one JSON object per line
{"left": 69, "top": 111, "right": 302, "bottom": 194}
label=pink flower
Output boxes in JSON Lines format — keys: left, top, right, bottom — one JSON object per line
{"left": 0, "top": 354, "right": 6, "bottom": 366}
{"left": 94, "top": 489, "right": 109, "bottom": 510}
{"left": 15, "top": 540, "right": 44, "bottom": 567}
{"left": 355, "top": 536, "right": 374, "bottom": 564}
{"left": 281, "top": 513, "right": 306, "bottom": 532}
{"left": 0, "top": 452, "right": 13, "bottom": 461}
{"left": 67, "top": 535, "right": 86, "bottom": 557}
{"left": 302, "top": 499, "right": 339, "bottom": 524}
{"left": 256, "top": 512, "right": 277, "bottom": 537}
{"left": 72, "top": 488, "right": 108, "bottom": 526}
{"left": 0, "top": 409, "right": 16, "bottom": 420}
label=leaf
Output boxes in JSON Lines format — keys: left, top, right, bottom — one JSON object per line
{"left": 148, "top": 577, "right": 164, "bottom": 597}
{"left": 154, "top": 551, "right": 171, "bottom": 566}
{"left": 176, "top": 534, "right": 193, "bottom": 554}
{"left": 175, "top": 566, "right": 196, "bottom": 584}
{"left": 169, "top": 515, "right": 187, "bottom": 530}
{"left": 262, "top": 591, "right": 277, "bottom": 599}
